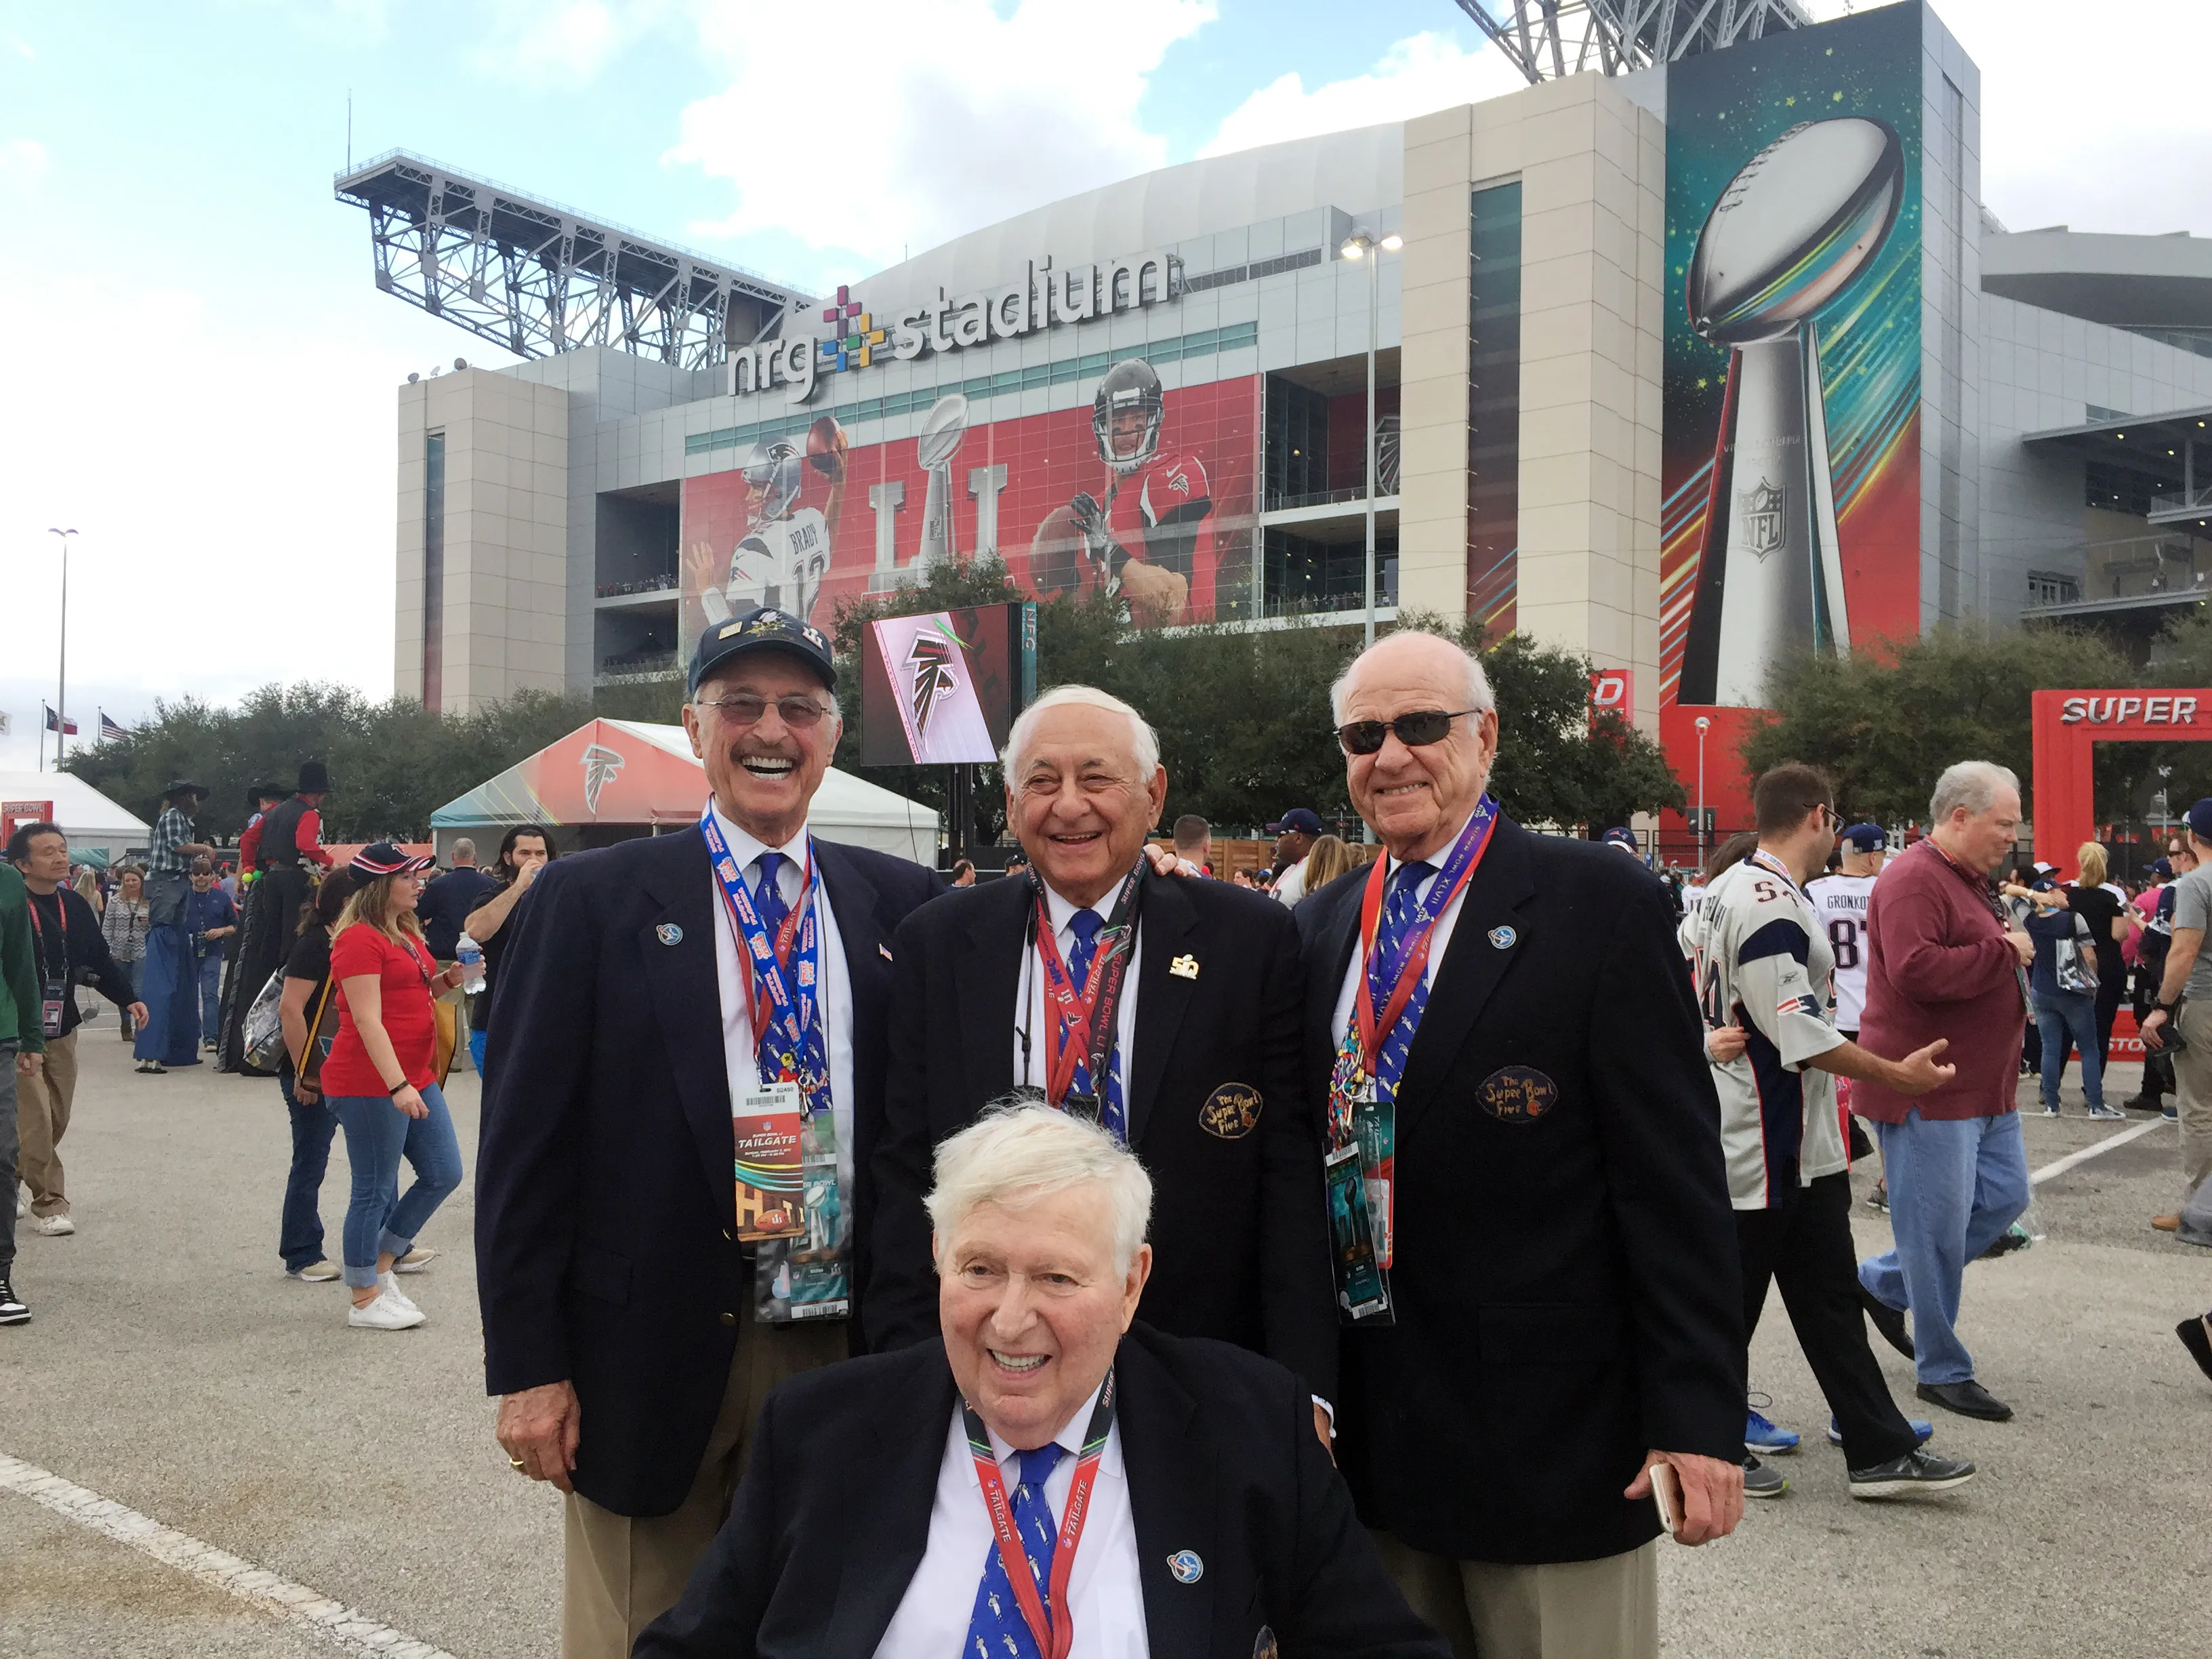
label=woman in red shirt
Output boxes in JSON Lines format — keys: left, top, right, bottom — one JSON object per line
{"left": 323, "top": 844, "right": 468, "bottom": 1331}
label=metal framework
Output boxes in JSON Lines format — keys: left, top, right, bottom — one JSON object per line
{"left": 334, "top": 149, "right": 806, "bottom": 370}
{"left": 1453, "top": 0, "right": 1812, "bottom": 81}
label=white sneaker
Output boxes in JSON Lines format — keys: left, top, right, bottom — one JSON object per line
{"left": 15, "top": 1187, "right": 26, "bottom": 1218}
{"left": 391, "top": 1247, "right": 438, "bottom": 1274}
{"left": 348, "top": 1290, "right": 425, "bottom": 1331}
{"left": 377, "top": 1271, "right": 421, "bottom": 1315}
{"left": 30, "top": 1214, "right": 75, "bottom": 1237}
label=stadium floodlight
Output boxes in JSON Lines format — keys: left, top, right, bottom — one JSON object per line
{"left": 335, "top": 150, "right": 810, "bottom": 371}
{"left": 1452, "top": 0, "right": 1812, "bottom": 83}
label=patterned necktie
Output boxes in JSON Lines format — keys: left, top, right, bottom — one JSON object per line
{"left": 1371, "top": 861, "right": 1437, "bottom": 1107}
{"left": 964, "top": 1442, "right": 1067, "bottom": 1659}
{"left": 1063, "top": 909, "right": 1127, "bottom": 1141}
{"left": 750, "top": 853, "right": 790, "bottom": 1077}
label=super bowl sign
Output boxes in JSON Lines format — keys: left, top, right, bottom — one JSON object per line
{"left": 729, "top": 250, "right": 1180, "bottom": 407}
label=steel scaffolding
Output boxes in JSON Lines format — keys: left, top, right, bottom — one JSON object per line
{"left": 1452, "top": 0, "right": 1813, "bottom": 81}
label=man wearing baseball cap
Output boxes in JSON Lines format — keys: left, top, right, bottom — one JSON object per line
{"left": 2137, "top": 800, "right": 2212, "bottom": 1240}
{"left": 476, "top": 606, "right": 945, "bottom": 1657}
{"left": 1267, "top": 806, "right": 1326, "bottom": 908}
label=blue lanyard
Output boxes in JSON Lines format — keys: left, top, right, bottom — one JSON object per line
{"left": 700, "top": 803, "right": 832, "bottom": 1120}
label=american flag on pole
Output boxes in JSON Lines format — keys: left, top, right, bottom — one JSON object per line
{"left": 99, "top": 710, "right": 128, "bottom": 741}
{"left": 43, "top": 704, "right": 78, "bottom": 736}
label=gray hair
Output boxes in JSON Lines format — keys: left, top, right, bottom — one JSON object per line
{"left": 925, "top": 1094, "right": 1153, "bottom": 1275}
{"left": 1929, "top": 761, "right": 2020, "bottom": 825}
{"left": 1000, "top": 684, "right": 1160, "bottom": 780}
{"left": 1329, "top": 629, "right": 1496, "bottom": 724}
{"left": 451, "top": 838, "right": 476, "bottom": 862}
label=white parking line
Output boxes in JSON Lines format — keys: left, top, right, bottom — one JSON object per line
{"left": 0, "top": 1453, "right": 459, "bottom": 1659}
{"left": 2030, "top": 1116, "right": 2169, "bottom": 1186}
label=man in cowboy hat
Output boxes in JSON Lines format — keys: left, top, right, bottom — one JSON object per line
{"left": 136, "top": 780, "right": 217, "bottom": 1073}
{"left": 220, "top": 761, "right": 333, "bottom": 1071}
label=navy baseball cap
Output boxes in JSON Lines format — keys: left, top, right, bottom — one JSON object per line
{"left": 1839, "top": 822, "right": 1887, "bottom": 853}
{"left": 2150, "top": 857, "right": 2174, "bottom": 880}
{"left": 1267, "top": 808, "right": 1326, "bottom": 836}
{"left": 1599, "top": 827, "right": 1639, "bottom": 849}
{"left": 689, "top": 607, "right": 837, "bottom": 697}
{"left": 2188, "top": 800, "right": 2212, "bottom": 843}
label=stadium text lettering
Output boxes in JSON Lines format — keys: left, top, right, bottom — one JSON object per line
{"left": 2058, "top": 695, "right": 2200, "bottom": 726}
{"left": 729, "top": 251, "right": 1181, "bottom": 407}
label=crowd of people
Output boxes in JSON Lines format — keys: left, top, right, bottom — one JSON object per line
{"left": 3, "top": 605, "right": 2210, "bottom": 1658}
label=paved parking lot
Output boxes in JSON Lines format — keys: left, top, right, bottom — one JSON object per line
{"left": 5, "top": 1033, "right": 2209, "bottom": 1657}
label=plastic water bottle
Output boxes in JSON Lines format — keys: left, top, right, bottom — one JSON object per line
{"left": 456, "top": 934, "right": 486, "bottom": 995}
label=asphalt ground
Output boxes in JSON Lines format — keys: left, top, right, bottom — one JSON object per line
{"left": 5, "top": 1031, "right": 2210, "bottom": 1658}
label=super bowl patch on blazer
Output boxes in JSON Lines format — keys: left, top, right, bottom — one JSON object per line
{"left": 1477, "top": 1065, "right": 1557, "bottom": 1124}
{"left": 655, "top": 922, "right": 683, "bottom": 945}
{"left": 1198, "top": 1082, "right": 1264, "bottom": 1139}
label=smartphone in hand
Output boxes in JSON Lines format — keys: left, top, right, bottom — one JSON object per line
{"left": 1649, "top": 1458, "right": 1683, "bottom": 1537}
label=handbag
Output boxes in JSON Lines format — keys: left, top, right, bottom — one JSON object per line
{"left": 241, "top": 969, "right": 289, "bottom": 1070}
{"left": 2054, "top": 912, "right": 2100, "bottom": 996}
{"left": 430, "top": 994, "right": 459, "bottom": 1086}
{"left": 298, "top": 975, "right": 342, "bottom": 1090}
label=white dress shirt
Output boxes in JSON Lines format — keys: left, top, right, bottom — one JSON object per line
{"left": 1329, "top": 846, "right": 1473, "bottom": 1050}
{"left": 708, "top": 805, "right": 857, "bottom": 1194}
{"left": 874, "top": 1382, "right": 1148, "bottom": 1659}
{"left": 1012, "top": 880, "right": 1142, "bottom": 1114}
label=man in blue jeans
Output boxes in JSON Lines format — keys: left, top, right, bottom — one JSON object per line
{"left": 1850, "top": 761, "right": 2035, "bottom": 1423}
{"left": 185, "top": 858, "right": 238, "bottom": 1050}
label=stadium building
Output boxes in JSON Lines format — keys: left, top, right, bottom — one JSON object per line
{"left": 348, "top": 0, "right": 2212, "bottom": 831}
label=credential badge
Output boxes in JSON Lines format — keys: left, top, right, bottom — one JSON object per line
{"left": 1168, "top": 1549, "right": 1204, "bottom": 1584}
{"left": 656, "top": 923, "right": 684, "bottom": 946}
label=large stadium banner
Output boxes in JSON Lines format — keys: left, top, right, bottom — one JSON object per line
{"left": 1658, "top": 1, "right": 1923, "bottom": 741}
{"left": 680, "top": 373, "right": 1259, "bottom": 657}
{"left": 858, "top": 602, "right": 1036, "bottom": 766}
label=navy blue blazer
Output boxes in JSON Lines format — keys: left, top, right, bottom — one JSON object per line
{"left": 474, "top": 824, "right": 943, "bottom": 1517}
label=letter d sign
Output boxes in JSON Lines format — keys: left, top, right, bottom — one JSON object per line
{"left": 1589, "top": 669, "right": 1634, "bottom": 731}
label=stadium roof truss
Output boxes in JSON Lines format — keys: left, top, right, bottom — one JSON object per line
{"left": 334, "top": 150, "right": 806, "bottom": 370}
{"left": 1453, "top": 0, "right": 1812, "bottom": 81}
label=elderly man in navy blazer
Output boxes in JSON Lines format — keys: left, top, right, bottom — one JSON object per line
{"left": 638, "top": 1102, "right": 1448, "bottom": 1659}
{"left": 476, "top": 609, "right": 942, "bottom": 1659}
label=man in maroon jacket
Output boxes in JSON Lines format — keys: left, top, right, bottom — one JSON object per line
{"left": 1854, "top": 762, "right": 2035, "bottom": 1423}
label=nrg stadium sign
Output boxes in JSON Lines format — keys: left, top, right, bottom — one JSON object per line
{"left": 729, "top": 250, "right": 1181, "bottom": 407}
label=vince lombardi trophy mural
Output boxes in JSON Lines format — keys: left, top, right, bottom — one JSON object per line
{"left": 1677, "top": 117, "right": 1903, "bottom": 707}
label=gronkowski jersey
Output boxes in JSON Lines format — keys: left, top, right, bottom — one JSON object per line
{"left": 702, "top": 507, "right": 832, "bottom": 628}
{"left": 1679, "top": 851, "right": 1848, "bottom": 1208}
{"left": 1806, "top": 872, "right": 1878, "bottom": 1033}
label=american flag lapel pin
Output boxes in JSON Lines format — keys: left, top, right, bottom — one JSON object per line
{"left": 879, "top": 943, "right": 894, "bottom": 962}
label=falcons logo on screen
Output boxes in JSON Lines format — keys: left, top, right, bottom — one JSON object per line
{"left": 581, "top": 743, "right": 625, "bottom": 813}
{"left": 906, "top": 633, "right": 958, "bottom": 739}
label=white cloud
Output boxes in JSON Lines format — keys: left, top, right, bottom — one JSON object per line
{"left": 1197, "top": 31, "right": 1527, "bottom": 159}
{"left": 665, "top": 0, "right": 1214, "bottom": 271}
{"left": 0, "top": 136, "right": 47, "bottom": 178}
{"left": 468, "top": 0, "right": 655, "bottom": 85}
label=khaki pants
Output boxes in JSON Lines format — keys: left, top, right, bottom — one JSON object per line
{"left": 560, "top": 1315, "right": 848, "bottom": 1659}
{"left": 17, "top": 1030, "right": 78, "bottom": 1218}
{"left": 1374, "top": 1532, "right": 1658, "bottom": 1659}
{"left": 2174, "top": 1002, "right": 2212, "bottom": 1198}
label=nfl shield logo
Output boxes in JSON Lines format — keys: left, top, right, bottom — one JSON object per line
{"left": 1738, "top": 478, "right": 1785, "bottom": 559}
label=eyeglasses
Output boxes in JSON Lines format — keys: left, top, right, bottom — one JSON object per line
{"left": 1334, "top": 708, "right": 1481, "bottom": 756}
{"left": 693, "top": 693, "right": 830, "bottom": 729}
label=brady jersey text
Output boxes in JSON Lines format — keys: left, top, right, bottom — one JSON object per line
{"left": 1806, "top": 872, "right": 1878, "bottom": 1033}
{"left": 1679, "top": 853, "right": 1848, "bottom": 1208}
{"left": 702, "top": 507, "right": 832, "bottom": 627}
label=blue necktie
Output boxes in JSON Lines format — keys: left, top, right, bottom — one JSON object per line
{"left": 964, "top": 1443, "right": 1067, "bottom": 1659}
{"left": 752, "top": 852, "right": 788, "bottom": 933}
{"left": 1371, "top": 861, "right": 1437, "bottom": 1105}
{"left": 1063, "top": 909, "right": 1127, "bottom": 1141}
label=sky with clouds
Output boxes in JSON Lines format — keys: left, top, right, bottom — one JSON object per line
{"left": 0, "top": 0, "right": 2206, "bottom": 775}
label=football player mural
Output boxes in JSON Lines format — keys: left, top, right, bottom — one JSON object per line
{"left": 1029, "top": 359, "right": 1216, "bottom": 624}
{"left": 686, "top": 419, "right": 851, "bottom": 630}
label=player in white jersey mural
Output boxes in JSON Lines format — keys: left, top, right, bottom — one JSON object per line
{"left": 696, "top": 424, "right": 851, "bottom": 629}
{"left": 1681, "top": 765, "right": 1975, "bottom": 1503}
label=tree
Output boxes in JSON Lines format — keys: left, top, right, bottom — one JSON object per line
{"left": 1471, "top": 629, "right": 1687, "bottom": 828}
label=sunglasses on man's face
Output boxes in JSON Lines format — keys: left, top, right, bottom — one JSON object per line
{"left": 1334, "top": 708, "right": 1481, "bottom": 756}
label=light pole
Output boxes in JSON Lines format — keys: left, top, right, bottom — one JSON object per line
{"left": 1694, "top": 715, "right": 1712, "bottom": 867}
{"left": 47, "top": 528, "right": 77, "bottom": 769}
{"left": 1340, "top": 228, "right": 1401, "bottom": 649}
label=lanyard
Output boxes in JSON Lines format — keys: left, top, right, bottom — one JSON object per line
{"left": 963, "top": 1370, "right": 1117, "bottom": 1659}
{"left": 1744, "top": 848, "right": 1807, "bottom": 902}
{"left": 25, "top": 890, "right": 67, "bottom": 980}
{"left": 1031, "top": 865, "right": 1141, "bottom": 1111}
{"left": 1351, "top": 798, "right": 1499, "bottom": 1077}
{"left": 700, "top": 803, "right": 829, "bottom": 1116}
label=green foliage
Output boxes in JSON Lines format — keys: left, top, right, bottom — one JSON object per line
{"left": 1472, "top": 628, "right": 1687, "bottom": 827}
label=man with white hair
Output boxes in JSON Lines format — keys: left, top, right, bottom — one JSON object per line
{"left": 1853, "top": 761, "right": 2034, "bottom": 1425}
{"left": 869, "top": 684, "right": 1339, "bottom": 1441}
{"left": 1294, "top": 630, "right": 1746, "bottom": 1659}
{"left": 638, "top": 1103, "right": 1449, "bottom": 1658}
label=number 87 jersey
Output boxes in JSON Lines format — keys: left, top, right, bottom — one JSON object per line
{"left": 1805, "top": 872, "right": 1877, "bottom": 1036}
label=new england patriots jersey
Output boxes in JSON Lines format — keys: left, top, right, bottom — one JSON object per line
{"left": 701, "top": 507, "right": 832, "bottom": 628}
{"left": 1805, "top": 872, "right": 1878, "bottom": 1033}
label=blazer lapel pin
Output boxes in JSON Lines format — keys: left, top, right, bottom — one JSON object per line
{"left": 1167, "top": 1549, "right": 1204, "bottom": 1584}
{"left": 1169, "top": 953, "right": 1200, "bottom": 980}
{"left": 878, "top": 943, "right": 894, "bottom": 962}
{"left": 1487, "top": 925, "right": 1517, "bottom": 950}
{"left": 656, "top": 922, "right": 683, "bottom": 946}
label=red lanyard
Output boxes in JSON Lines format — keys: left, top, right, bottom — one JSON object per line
{"left": 963, "top": 1371, "right": 1117, "bottom": 1659}
{"left": 1032, "top": 869, "right": 1139, "bottom": 1108}
{"left": 25, "top": 890, "right": 67, "bottom": 977}
{"left": 708, "top": 839, "right": 815, "bottom": 1052}
{"left": 1351, "top": 805, "right": 1497, "bottom": 1075}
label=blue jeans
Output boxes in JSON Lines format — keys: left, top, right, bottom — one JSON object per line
{"left": 327, "top": 1084, "right": 463, "bottom": 1290}
{"left": 278, "top": 1070, "right": 339, "bottom": 1272}
{"left": 1858, "top": 1110, "right": 2031, "bottom": 1385}
{"left": 196, "top": 951, "right": 224, "bottom": 1042}
{"left": 2031, "top": 989, "right": 2104, "bottom": 1111}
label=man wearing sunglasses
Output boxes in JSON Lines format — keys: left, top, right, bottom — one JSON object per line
{"left": 1293, "top": 630, "right": 1746, "bottom": 1659}
{"left": 476, "top": 607, "right": 945, "bottom": 1659}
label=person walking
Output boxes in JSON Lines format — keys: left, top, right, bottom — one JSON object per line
{"left": 1172, "top": 811, "right": 1212, "bottom": 874}
{"left": 7, "top": 823, "right": 146, "bottom": 1240}
{"left": 1299, "top": 832, "right": 1361, "bottom": 897}
{"left": 2021, "top": 862, "right": 2123, "bottom": 1120}
{"left": 136, "top": 781, "right": 216, "bottom": 1074}
{"left": 2137, "top": 801, "right": 2212, "bottom": 1235}
{"left": 275, "top": 869, "right": 357, "bottom": 1284}
{"left": 1, "top": 856, "right": 48, "bottom": 1325}
{"left": 2070, "top": 842, "right": 2136, "bottom": 1083}
{"left": 222, "top": 762, "right": 334, "bottom": 1069}
{"left": 185, "top": 857, "right": 239, "bottom": 1052}
{"left": 1295, "top": 630, "right": 1745, "bottom": 1659}
{"left": 321, "top": 844, "right": 468, "bottom": 1332}
{"left": 476, "top": 610, "right": 943, "bottom": 1658}
{"left": 100, "top": 865, "right": 149, "bottom": 1041}
{"left": 1855, "top": 762, "right": 2034, "bottom": 1425}
{"left": 459, "top": 823, "right": 555, "bottom": 1083}
{"left": 1265, "top": 807, "right": 1324, "bottom": 908}
{"left": 2129, "top": 849, "right": 2192, "bottom": 1115}
{"left": 418, "top": 838, "right": 496, "bottom": 964}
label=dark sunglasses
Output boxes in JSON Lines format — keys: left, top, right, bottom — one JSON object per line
{"left": 1334, "top": 708, "right": 1481, "bottom": 756}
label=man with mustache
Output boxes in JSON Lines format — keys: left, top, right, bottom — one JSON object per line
{"left": 476, "top": 607, "right": 944, "bottom": 1659}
